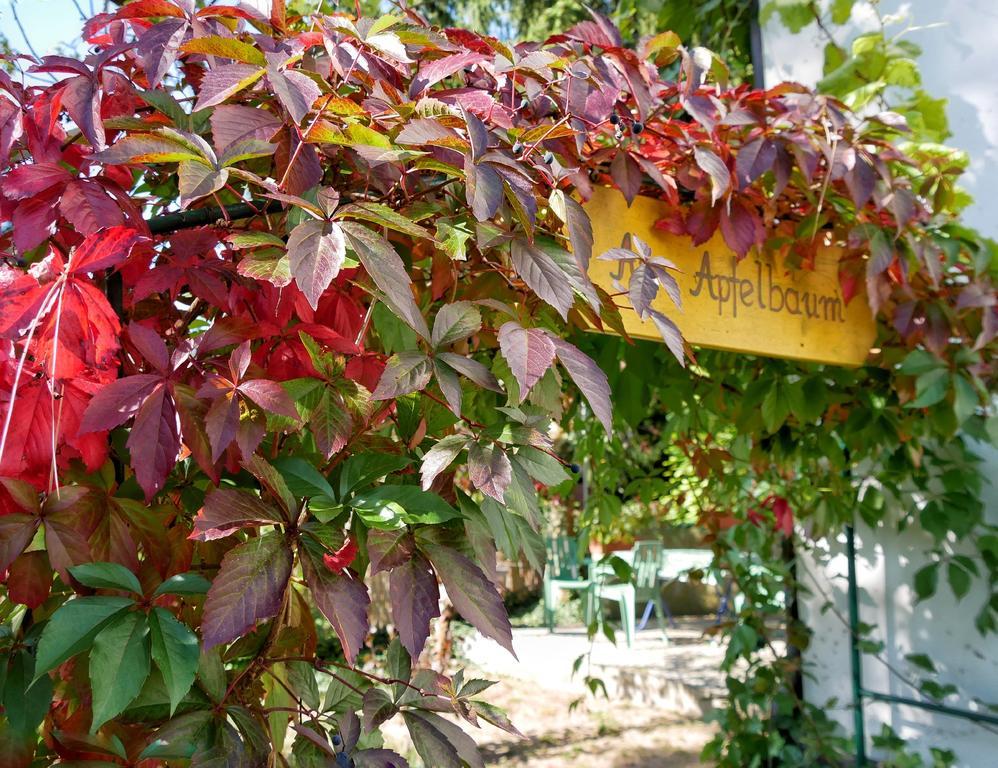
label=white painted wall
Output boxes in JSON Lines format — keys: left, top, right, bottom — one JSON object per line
{"left": 763, "top": 7, "right": 998, "bottom": 760}
{"left": 761, "top": 0, "right": 998, "bottom": 241}
{"left": 798, "top": 442, "right": 998, "bottom": 766}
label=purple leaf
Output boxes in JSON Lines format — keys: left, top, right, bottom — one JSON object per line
{"left": 628, "top": 263, "right": 658, "bottom": 317}
{"left": 204, "top": 393, "right": 240, "bottom": 463}
{"left": 433, "top": 360, "right": 463, "bottom": 416}
{"left": 462, "top": 106, "right": 489, "bottom": 162}
{"left": 79, "top": 374, "right": 162, "bottom": 433}
{"left": 237, "top": 380, "right": 299, "bottom": 419}
{"left": 435, "top": 353, "right": 503, "bottom": 393}
{"left": 552, "top": 192, "right": 593, "bottom": 271}
{"left": 354, "top": 748, "right": 411, "bottom": 768}
{"left": 287, "top": 219, "right": 346, "bottom": 310}
{"left": 194, "top": 63, "right": 266, "bottom": 112}
{"left": 60, "top": 180, "right": 125, "bottom": 235}
{"left": 210, "top": 105, "right": 281, "bottom": 151}
{"left": 410, "top": 52, "right": 487, "bottom": 96}
{"left": 362, "top": 688, "right": 396, "bottom": 733}
{"left": 497, "top": 321, "right": 556, "bottom": 402}
{"left": 368, "top": 529, "right": 416, "bottom": 575}
{"left": 509, "top": 238, "right": 576, "bottom": 320}
{"left": 395, "top": 118, "right": 459, "bottom": 146}
{"left": 137, "top": 18, "right": 188, "bottom": 88}
{"left": 389, "top": 553, "right": 440, "bottom": 659}
{"left": 419, "top": 434, "right": 469, "bottom": 491}
{"left": 402, "top": 712, "right": 461, "bottom": 768}
{"left": 649, "top": 309, "right": 685, "bottom": 366}
{"left": 126, "top": 384, "right": 181, "bottom": 500}
{"left": 694, "top": 146, "right": 730, "bottom": 205}
{"left": 190, "top": 488, "right": 284, "bottom": 542}
{"left": 269, "top": 67, "right": 321, "bottom": 125}
{"left": 62, "top": 75, "right": 104, "bottom": 150}
{"left": 178, "top": 160, "right": 228, "bottom": 208}
{"left": 201, "top": 533, "right": 293, "bottom": 650}
{"left": 422, "top": 544, "right": 514, "bottom": 656}
{"left": 549, "top": 337, "right": 613, "bottom": 434}
{"left": 719, "top": 200, "right": 763, "bottom": 259}
{"left": 845, "top": 154, "right": 876, "bottom": 209}
{"left": 735, "top": 137, "right": 776, "bottom": 188}
{"left": 302, "top": 554, "right": 370, "bottom": 664}
{"left": 341, "top": 222, "right": 430, "bottom": 339}
{"left": 610, "top": 151, "right": 642, "bottom": 205}
{"left": 464, "top": 157, "right": 503, "bottom": 222}
{"left": 467, "top": 443, "right": 512, "bottom": 502}
{"left": 0, "top": 514, "right": 41, "bottom": 573}
{"left": 372, "top": 352, "right": 433, "bottom": 400}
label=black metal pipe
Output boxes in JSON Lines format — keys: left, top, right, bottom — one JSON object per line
{"left": 146, "top": 199, "right": 283, "bottom": 235}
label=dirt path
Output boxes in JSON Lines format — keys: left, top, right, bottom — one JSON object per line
{"left": 475, "top": 676, "right": 716, "bottom": 767}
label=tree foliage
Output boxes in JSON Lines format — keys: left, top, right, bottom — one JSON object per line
{"left": 0, "top": 1, "right": 994, "bottom": 766}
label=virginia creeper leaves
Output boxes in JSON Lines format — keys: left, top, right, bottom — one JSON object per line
{"left": 389, "top": 553, "right": 440, "bottom": 659}
{"left": 287, "top": 219, "right": 347, "bottom": 310}
{"left": 302, "top": 553, "right": 370, "bottom": 664}
{"left": 497, "top": 322, "right": 556, "bottom": 401}
{"left": 422, "top": 544, "right": 514, "bottom": 655}
{"left": 201, "top": 534, "right": 294, "bottom": 650}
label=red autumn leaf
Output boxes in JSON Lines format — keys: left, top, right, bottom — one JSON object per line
{"left": 323, "top": 537, "right": 358, "bottom": 575}
{"left": 7, "top": 550, "right": 53, "bottom": 609}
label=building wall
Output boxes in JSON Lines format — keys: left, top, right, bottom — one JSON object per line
{"left": 797, "top": 442, "right": 998, "bottom": 765}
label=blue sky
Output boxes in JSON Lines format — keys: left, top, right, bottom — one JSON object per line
{"left": 0, "top": 0, "right": 92, "bottom": 59}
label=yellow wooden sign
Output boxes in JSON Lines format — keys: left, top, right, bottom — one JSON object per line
{"left": 584, "top": 187, "right": 877, "bottom": 366}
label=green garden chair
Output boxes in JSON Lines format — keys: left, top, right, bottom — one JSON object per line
{"left": 592, "top": 540, "right": 668, "bottom": 647}
{"left": 543, "top": 535, "right": 592, "bottom": 631}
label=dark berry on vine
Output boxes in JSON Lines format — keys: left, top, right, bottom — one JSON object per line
{"left": 609, "top": 112, "right": 619, "bottom": 125}
{"left": 332, "top": 735, "right": 343, "bottom": 747}
{"left": 570, "top": 463, "right": 581, "bottom": 474}
{"left": 632, "top": 121, "right": 644, "bottom": 134}
{"left": 519, "top": 97, "right": 530, "bottom": 110}
{"left": 543, "top": 151, "right": 554, "bottom": 164}
{"left": 512, "top": 141, "right": 523, "bottom": 154}
{"left": 336, "top": 754, "right": 352, "bottom": 768}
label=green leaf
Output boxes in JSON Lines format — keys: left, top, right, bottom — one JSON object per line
{"left": 898, "top": 349, "right": 943, "bottom": 375}
{"left": 952, "top": 374, "right": 978, "bottom": 425}
{"left": 149, "top": 607, "right": 200, "bottom": 715}
{"left": 89, "top": 611, "right": 152, "bottom": 732}
{"left": 908, "top": 368, "right": 949, "bottom": 408}
{"left": 337, "top": 453, "right": 412, "bottom": 498}
{"left": 512, "top": 446, "right": 570, "bottom": 486}
{"left": 153, "top": 572, "right": 212, "bottom": 597}
{"left": 70, "top": 562, "right": 144, "bottom": 594}
{"left": 431, "top": 302, "right": 482, "bottom": 348}
{"left": 335, "top": 201, "right": 435, "bottom": 241}
{"left": 197, "top": 648, "right": 227, "bottom": 704}
{"left": 180, "top": 36, "right": 267, "bottom": 67}
{"left": 351, "top": 485, "right": 461, "bottom": 525}
{"left": 2, "top": 650, "right": 53, "bottom": 738}
{"left": 947, "top": 561, "right": 972, "bottom": 601}
{"left": 905, "top": 653, "right": 936, "bottom": 673}
{"left": 272, "top": 457, "right": 336, "bottom": 500}
{"left": 35, "top": 596, "right": 135, "bottom": 677}
{"left": 914, "top": 562, "right": 939, "bottom": 601}
{"left": 761, "top": 384, "right": 790, "bottom": 432}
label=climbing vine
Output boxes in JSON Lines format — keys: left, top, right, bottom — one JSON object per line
{"left": 0, "top": 1, "right": 993, "bottom": 766}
